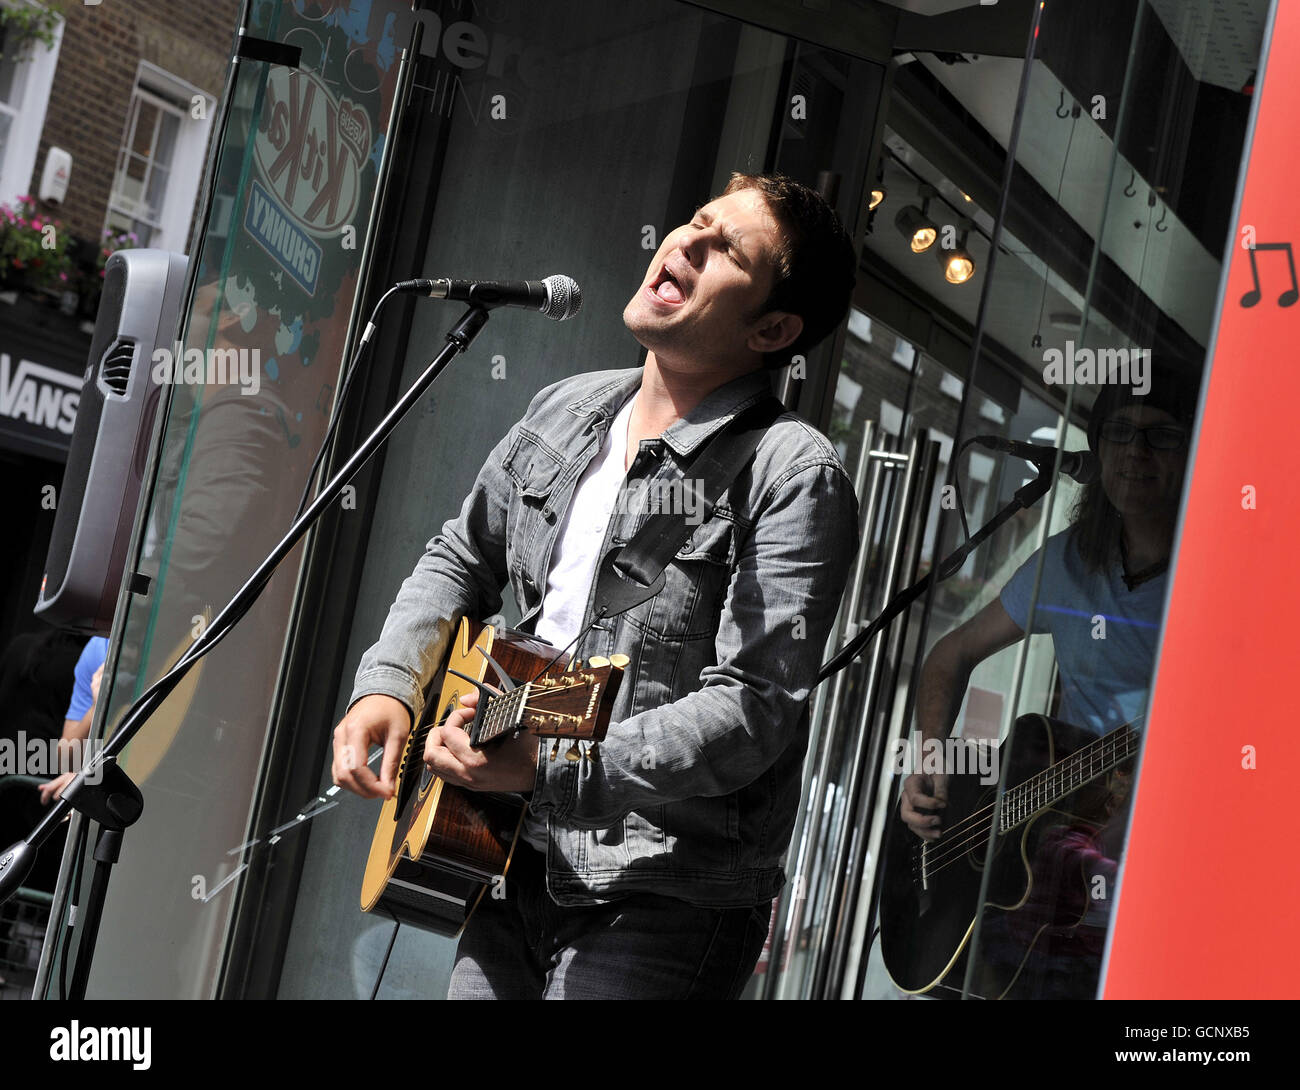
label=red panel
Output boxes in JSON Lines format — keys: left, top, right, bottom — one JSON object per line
{"left": 1104, "top": 2, "right": 1300, "bottom": 998}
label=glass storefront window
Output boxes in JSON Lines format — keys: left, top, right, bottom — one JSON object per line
{"left": 37, "top": 0, "right": 1269, "bottom": 1002}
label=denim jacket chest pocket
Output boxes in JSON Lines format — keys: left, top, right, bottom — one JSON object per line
{"left": 501, "top": 429, "right": 567, "bottom": 592}
{"left": 629, "top": 509, "right": 741, "bottom": 641}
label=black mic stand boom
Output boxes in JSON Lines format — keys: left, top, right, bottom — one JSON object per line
{"left": 0, "top": 303, "right": 494, "bottom": 998}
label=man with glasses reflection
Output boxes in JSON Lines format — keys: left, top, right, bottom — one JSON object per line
{"left": 332, "top": 174, "right": 858, "bottom": 999}
{"left": 900, "top": 362, "right": 1199, "bottom": 998}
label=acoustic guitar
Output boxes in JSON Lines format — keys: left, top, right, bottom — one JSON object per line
{"left": 360, "top": 617, "right": 624, "bottom": 935}
{"left": 878, "top": 714, "right": 1138, "bottom": 999}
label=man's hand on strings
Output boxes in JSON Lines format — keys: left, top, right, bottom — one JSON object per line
{"left": 332, "top": 694, "right": 410, "bottom": 799}
{"left": 424, "top": 689, "right": 539, "bottom": 794}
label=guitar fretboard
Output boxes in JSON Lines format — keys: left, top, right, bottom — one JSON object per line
{"left": 476, "top": 683, "right": 533, "bottom": 743}
{"left": 998, "top": 724, "right": 1139, "bottom": 833}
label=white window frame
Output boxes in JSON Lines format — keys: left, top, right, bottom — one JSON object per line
{"left": 0, "top": 1, "right": 64, "bottom": 206}
{"left": 103, "top": 60, "right": 214, "bottom": 253}
{"left": 104, "top": 85, "right": 187, "bottom": 244}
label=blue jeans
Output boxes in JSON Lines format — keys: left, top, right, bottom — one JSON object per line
{"left": 447, "top": 844, "right": 772, "bottom": 999}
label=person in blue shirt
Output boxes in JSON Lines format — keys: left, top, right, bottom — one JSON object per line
{"left": 64, "top": 637, "right": 107, "bottom": 728}
{"left": 897, "top": 360, "right": 1199, "bottom": 998}
{"left": 37, "top": 636, "right": 107, "bottom": 805}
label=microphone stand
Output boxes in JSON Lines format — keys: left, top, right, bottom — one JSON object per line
{"left": 817, "top": 469, "right": 1053, "bottom": 682}
{"left": 761, "top": 468, "right": 1055, "bottom": 1001}
{"left": 0, "top": 303, "right": 494, "bottom": 998}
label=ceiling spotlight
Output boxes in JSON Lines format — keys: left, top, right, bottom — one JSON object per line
{"left": 895, "top": 184, "right": 938, "bottom": 253}
{"left": 935, "top": 221, "right": 976, "bottom": 284}
{"left": 870, "top": 161, "right": 888, "bottom": 211}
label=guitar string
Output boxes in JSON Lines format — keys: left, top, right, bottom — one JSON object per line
{"left": 476, "top": 679, "right": 599, "bottom": 742}
{"left": 398, "top": 676, "right": 575, "bottom": 776}
{"left": 920, "top": 736, "right": 1138, "bottom": 880}
{"left": 921, "top": 731, "right": 1136, "bottom": 874}
{"left": 918, "top": 730, "right": 1138, "bottom": 877}
{"left": 932, "top": 727, "right": 1137, "bottom": 848}
{"left": 921, "top": 743, "right": 1136, "bottom": 882}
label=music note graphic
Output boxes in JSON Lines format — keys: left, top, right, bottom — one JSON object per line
{"left": 1240, "top": 241, "right": 1299, "bottom": 308}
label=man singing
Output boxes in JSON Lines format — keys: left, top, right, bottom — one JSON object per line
{"left": 332, "top": 173, "right": 859, "bottom": 999}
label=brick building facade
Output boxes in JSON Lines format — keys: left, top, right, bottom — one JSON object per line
{"left": 23, "top": 0, "right": 241, "bottom": 255}
{"left": 0, "top": 0, "right": 241, "bottom": 662}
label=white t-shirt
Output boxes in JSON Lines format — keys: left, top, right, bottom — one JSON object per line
{"left": 522, "top": 392, "right": 636, "bottom": 850}
{"left": 532, "top": 392, "right": 637, "bottom": 652}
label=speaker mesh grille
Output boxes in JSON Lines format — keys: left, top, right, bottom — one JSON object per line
{"left": 101, "top": 339, "right": 135, "bottom": 397}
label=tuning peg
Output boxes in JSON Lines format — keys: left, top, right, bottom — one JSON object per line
{"left": 609, "top": 653, "right": 630, "bottom": 668}
{"left": 564, "top": 743, "right": 581, "bottom": 762}
{"left": 587, "top": 655, "right": 610, "bottom": 668}
{"left": 587, "top": 741, "right": 600, "bottom": 763}
{"left": 549, "top": 741, "right": 559, "bottom": 761}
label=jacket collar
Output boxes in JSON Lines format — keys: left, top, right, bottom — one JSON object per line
{"left": 661, "top": 368, "right": 776, "bottom": 457}
{"left": 565, "top": 366, "right": 776, "bottom": 458}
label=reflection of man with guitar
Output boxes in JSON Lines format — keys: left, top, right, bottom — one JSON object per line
{"left": 888, "top": 363, "right": 1198, "bottom": 999}
{"left": 330, "top": 174, "right": 858, "bottom": 999}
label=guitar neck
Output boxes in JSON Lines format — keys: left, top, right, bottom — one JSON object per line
{"left": 999, "top": 724, "right": 1139, "bottom": 833}
{"left": 476, "top": 684, "right": 532, "bottom": 744}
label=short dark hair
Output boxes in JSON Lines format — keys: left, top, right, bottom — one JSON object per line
{"left": 722, "top": 172, "right": 857, "bottom": 367}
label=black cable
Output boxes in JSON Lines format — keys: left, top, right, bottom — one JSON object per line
{"left": 1031, "top": 114, "right": 1079, "bottom": 343}
{"left": 69, "top": 285, "right": 412, "bottom": 784}
{"left": 951, "top": 435, "right": 981, "bottom": 543}
{"left": 57, "top": 818, "right": 86, "bottom": 1000}
{"left": 44, "top": 285, "right": 414, "bottom": 998}
{"left": 370, "top": 906, "right": 401, "bottom": 1000}
{"left": 294, "top": 284, "right": 403, "bottom": 521}
{"left": 524, "top": 619, "right": 599, "bottom": 687}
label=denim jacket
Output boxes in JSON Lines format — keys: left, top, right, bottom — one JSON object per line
{"left": 350, "top": 366, "right": 859, "bottom": 907}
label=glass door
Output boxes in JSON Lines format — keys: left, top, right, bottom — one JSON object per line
{"left": 763, "top": 305, "right": 1080, "bottom": 999}
{"left": 764, "top": 0, "right": 1265, "bottom": 1002}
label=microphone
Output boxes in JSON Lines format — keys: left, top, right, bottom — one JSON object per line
{"left": 973, "top": 436, "right": 1099, "bottom": 484}
{"left": 395, "top": 275, "right": 582, "bottom": 321}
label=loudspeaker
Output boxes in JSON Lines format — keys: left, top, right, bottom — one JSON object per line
{"left": 34, "top": 249, "right": 189, "bottom": 633}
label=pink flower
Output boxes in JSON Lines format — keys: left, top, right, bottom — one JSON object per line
{"left": 59, "top": 272, "right": 68, "bottom": 281}
{"left": 16, "top": 218, "right": 26, "bottom": 227}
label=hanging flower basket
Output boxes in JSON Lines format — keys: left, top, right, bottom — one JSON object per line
{"left": 0, "top": 196, "right": 75, "bottom": 295}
